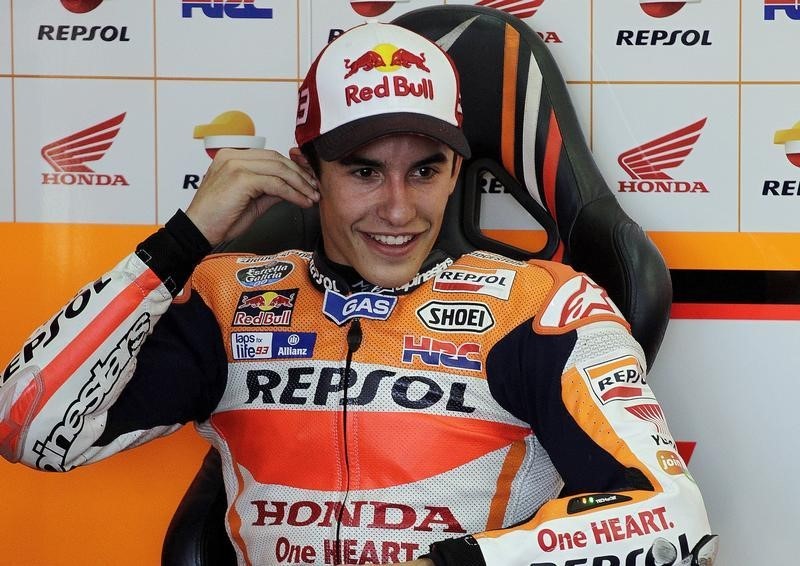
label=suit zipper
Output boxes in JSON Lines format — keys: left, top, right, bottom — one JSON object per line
{"left": 334, "top": 317, "right": 362, "bottom": 558}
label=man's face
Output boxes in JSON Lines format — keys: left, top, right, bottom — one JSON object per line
{"left": 315, "top": 134, "right": 461, "bottom": 289}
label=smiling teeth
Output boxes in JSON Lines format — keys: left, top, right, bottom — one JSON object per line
{"left": 371, "top": 234, "right": 414, "bottom": 245}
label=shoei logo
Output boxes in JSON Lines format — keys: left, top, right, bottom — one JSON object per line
{"left": 476, "top": 0, "right": 545, "bottom": 19}
{"left": 60, "top": 0, "right": 103, "bottom": 13}
{"left": 182, "top": 0, "right": 273, "bottom": 19}
{"left": 617, "top": 118, "right": 709, "bottom": 194}
{"left": 349, "top": 1, "right": 410, "bottom": 17}
{"left": 638, "top": 0, "right": 700, "bottom": 18}
{"left": 765, "top": 0, "right": 800, "bottom": 20}
{"left": 40, "top": 113, "right": 129, "bottom": 187}
{"left": 774, "top": 120, "right": 800, "bottom": 167}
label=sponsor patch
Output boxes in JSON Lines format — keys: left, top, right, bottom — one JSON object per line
{"left": 566, "top": 493, "right": 633, "bottom": 515}
{"left": 236, "top": 261, "right": 293, "bottom": 287}
{"left": 231, "top": 331, "right": 316, "bottom": 360}
{"left": 538, "top": 275, "right": 624, "bottom": 329}
{"left": 402, "top": 335, "right": 482, "bottom": 372}
{"left": 433, "top": 266, "right": 515, "bottom": 300}
{"left": 322, "top": 290, "right": 397, "bottom": 325}
{"left": 657, "top": 449, "right": 690, "bottom": 477}
{"left": 582, "top": 355, "right": 652, "bottom": 405}
{"left": 416, "top": 301, "right": 495, "bottom": 333}
{"left": 232, "top": 289, "right": 296, "bottom": 327}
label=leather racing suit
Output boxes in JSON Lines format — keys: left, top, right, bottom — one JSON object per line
{"left": 0, "top": 211, "right": 714, "bottom": 566}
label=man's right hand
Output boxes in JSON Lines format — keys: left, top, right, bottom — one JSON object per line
{"left": 185, "top": 148, "right": 319, "bottom": 247}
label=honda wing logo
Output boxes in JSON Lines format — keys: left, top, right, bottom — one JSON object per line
{"left": 617, "top": 118, "right": 709, "bottom": 194}
{"left": 40, "top": 113, "right": 129, "bottom": 187}
{"left": 476, "top": 0, "right": 545, "bottom": 19}
{"left": 42, "top": 113, "right": 125, "bottom": 173}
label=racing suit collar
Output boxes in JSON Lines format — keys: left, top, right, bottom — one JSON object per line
{"left": 308, "top": 243, "right": 454, "bottom": 296}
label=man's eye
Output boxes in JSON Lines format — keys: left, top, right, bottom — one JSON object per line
{"left": 414, "top": 166, "right": 436, "bottom": 178}
{"left": 353, "top": 168, "right": 375, "bottom": 178}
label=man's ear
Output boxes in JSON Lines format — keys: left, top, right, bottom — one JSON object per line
{"left": 289, "top": 147, "right": 315, "bottom": 176}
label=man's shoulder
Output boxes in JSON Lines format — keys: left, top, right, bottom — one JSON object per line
{"left": 451, "top": 251, "right": 628, "bottom": 332}
{"left": 192, "top": 249, "right": 312, "bottom": 284}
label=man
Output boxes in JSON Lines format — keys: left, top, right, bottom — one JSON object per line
{"left": 0, "top": 22, "right": 716, "bottom": 566}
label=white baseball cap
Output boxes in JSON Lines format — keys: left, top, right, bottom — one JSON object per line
{"left": 295, "top": 22, "right": 470, "bottom": 160}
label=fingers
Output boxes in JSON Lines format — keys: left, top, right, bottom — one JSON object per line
{"left": 211, "top": 149, "right": 319, "bottom": 204}
{"left": 186, "top": 148, "right": 320, "bottom": 247}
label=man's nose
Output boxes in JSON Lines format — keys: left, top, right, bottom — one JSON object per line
{"left": 376, "top": 176, "right": 415, "bottom": 225}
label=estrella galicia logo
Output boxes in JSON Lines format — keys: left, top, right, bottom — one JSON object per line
{"left": 182, "top": 0, "right": 273, "bottom": 19}
{"left": 236, "top": 261, "right": 293, "bottom": 287}
{"left": 765, "top": 0, "right": 800, "bottom": 20}
{"left": 322, "top": 290, "right": 397, "bottom": 325}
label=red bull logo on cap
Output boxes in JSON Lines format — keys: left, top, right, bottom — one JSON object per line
{"left": 233, "top": 289, "right": 297, "bottom": 327}
{"left": 343, "top": 43, "right": 434, "bottom": 107}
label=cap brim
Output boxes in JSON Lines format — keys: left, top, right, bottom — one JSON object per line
{"left": 312, "top": 112, "right": 471, "bottom": 161}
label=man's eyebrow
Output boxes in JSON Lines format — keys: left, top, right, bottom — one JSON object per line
{"left": 337, "top": 152, "right": 448, "bottom": 168}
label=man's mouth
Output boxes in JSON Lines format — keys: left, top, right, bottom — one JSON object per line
{"left": 368, "top": 233, "right": 416, "bottom": 246}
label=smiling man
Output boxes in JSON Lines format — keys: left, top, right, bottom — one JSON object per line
{"left": 0, "top": 22, "right": 716, "bottom": 566}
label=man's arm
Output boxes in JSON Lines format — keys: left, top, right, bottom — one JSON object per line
{"left": 0, "top": 148, "right": 319, "bottom": 470}
{"left": 423, "top": 266, "right": 717, "bottom": 566}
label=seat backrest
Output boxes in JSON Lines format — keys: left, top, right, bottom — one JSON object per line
{"left": 161, "top": 6, "right": 672, "bottom": 565}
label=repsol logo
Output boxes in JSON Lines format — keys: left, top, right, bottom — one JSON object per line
{"left": 32, "top": 313, "right": 151, "bottom": 471}
{"left": 252, "top": 500, "right": 466, "bottom": 533}
{"left": 616, "top": 29, "right": 711, "bottom": 46}
{"left": 38, "top": 25, "right": 130, "bottom": 42}
{"left": 763, "top": 180, "right": 800, "bottom": 195}
{"left": 2, "top": 276, "right": 112, "bottom": 384}
{"left": 245, "top": 367, "right": 476, "bottom": 413}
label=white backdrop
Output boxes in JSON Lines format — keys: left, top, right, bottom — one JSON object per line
{"left": 2, "top": 1, "right": 800, "bottom": 564}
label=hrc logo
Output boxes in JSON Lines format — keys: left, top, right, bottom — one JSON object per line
{"left": 402, "top": 336, "right": 482, "bottom": 372}
{"left": 765, "top": 0, "right": 800, "bottom": 20}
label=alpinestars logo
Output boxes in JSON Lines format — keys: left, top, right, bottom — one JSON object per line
{"left": 765, "top": 0, "right": 800, "bottom": 20}
{"left": 617, "top": 118, "right": 709, "bottom": 194}
{"left": 41, "top": 113, "right": 129, "bottom": 187}
{"left": 639, "top": 0, "right": 700, "bottom": 18}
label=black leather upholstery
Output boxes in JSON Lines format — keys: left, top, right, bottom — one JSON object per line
{"left": 161, "top": 7, "right": 672, "bottom": 565}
